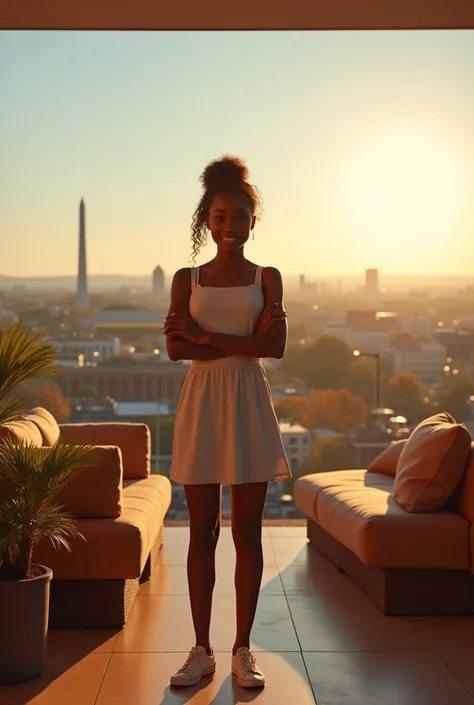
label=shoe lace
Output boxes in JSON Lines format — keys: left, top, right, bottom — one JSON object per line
{"left": 178, "top": 647, "right": 203, "bottom": 675}
{"left": 238, "top": 649, "right": 258, "bottom": 674}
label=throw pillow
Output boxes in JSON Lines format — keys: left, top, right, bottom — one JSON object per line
{"left": 367, "top": 439, "right": 408, "bottom": 476}
{"left": 394, "top": 412, "right": 471, "bottom": 512}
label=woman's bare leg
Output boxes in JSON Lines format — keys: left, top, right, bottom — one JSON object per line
{"left": 184, "top": 483, "right": 221, "bottom": 654}
{"left": 230, "top": 481, "right": 268, "bottom": 654}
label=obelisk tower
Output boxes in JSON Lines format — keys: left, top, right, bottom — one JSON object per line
{"left": 76, "top": 199, "right": 89, "bottom": 310}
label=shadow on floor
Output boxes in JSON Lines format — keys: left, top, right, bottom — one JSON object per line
{"left": 0, "top": 628, "right": 120, "bottom": 705}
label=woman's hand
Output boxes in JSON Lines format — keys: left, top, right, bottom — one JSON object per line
{"left": 164, "top": 313, "right": 209, "bottom": 345}
{"left": 255, "top": 303, "right": 287, "bottom": 336}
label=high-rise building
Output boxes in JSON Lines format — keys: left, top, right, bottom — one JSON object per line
{"left": 152, "top": 266, "right": 165, "bottom": 298}
{"left": 76, "top": 199, "right": 89, "bottom": 310}
{"left": 365, "top": 268, "right": 379, "bottom": 296}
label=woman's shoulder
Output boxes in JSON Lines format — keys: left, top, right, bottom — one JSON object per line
{"left": 170, "top": 268, "right": 194, "bottom": 293}
{"left": 172, "top": 267, "right": 191, "bottom": 281}
{"left": 258, "top": 265, "right": 283, "bottom": 283}
{"left": 246, "top": 261, "right": 280, "bottom": 275}
{"left": 259, "top": 265, "right": 281, "bottom": 275}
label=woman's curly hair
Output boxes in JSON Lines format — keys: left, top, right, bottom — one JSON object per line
{"left": 190, "top": 155, "right": 263, "bottom": 263}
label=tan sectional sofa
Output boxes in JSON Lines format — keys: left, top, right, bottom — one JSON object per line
{"left": 294, "top": 417, "right": 474, "bottom": 616}
{"left": 0, "top": 408, "right": 172, "bottom": 627}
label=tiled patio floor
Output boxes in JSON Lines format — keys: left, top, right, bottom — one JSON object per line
{"left": 3, "top": 525, "right": 474, "bottom": 704}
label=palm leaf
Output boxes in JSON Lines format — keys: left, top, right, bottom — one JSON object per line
{"left": 30, "top": 504, "right": 85, "bottom": 553}
{"left": 0, "top": 321, "right": 59, "bottom": 404}
{"left": 0, "top": 438, "right": 96, "bottom": 578}
{"left": 0, "top": 392, "right": 27, "bottom": 426}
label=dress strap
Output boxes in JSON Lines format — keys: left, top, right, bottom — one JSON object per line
{"left": 255, "top": 266, "right": 264, "bottom": 288}
{"left": 190, "top": 266, "right": 200, "bottom": 291}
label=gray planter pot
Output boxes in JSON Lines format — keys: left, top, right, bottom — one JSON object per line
{"left": 0, "top": 565, "right": 53, "bottom": 685}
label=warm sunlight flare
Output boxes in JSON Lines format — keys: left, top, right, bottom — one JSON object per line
{"left": 344, "top": 131, "right": 463, "bottom": 247}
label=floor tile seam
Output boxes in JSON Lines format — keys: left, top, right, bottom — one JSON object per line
{"left": 134, "top": 591, "right": 286, "bottom": 598}
{"left": 436, "top": 652, "right": 474, "bottom": 700}
{"left": 93, "top": 652, "right": 113, "bottom": 705}
{"left": 111, "top": 648, "right": 305, "bottom": 653}
{"left": 299, "top": 648, "right": 441, "bottom": 653}
{"left": 107, "top": 648, "right": 449, "bottom": 655}
{"left": 139, "top": 592, "right": 285, "bottom": 596}
{"left": 299, "top": 646, "right": 319, "bottom": 703}
{"left": 282, "top": 586, "right": 305, "bottom": 657}
{"left": 106, "top": 649, "right": 311, "bottom": 654}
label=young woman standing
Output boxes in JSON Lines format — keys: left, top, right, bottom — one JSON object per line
{"left": 164, "top": 155, "right": 291, "bottom": 689}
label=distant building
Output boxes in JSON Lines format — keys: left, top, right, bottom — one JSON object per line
{"left": 434, "top": 329, "right": 474, "bottom": 361}
{"left": 68, "top": 397, "right": 115, "bottom": 423}
{"left": 51, "top": 337, "right": 121, "bottom": 364}
{"left": 349, "top": 427, "right": 392, "bottom": 466}
{"left": 346, "top": 310, "right": 378, "bottom": 330}
{"left": 323, "top": 308, "right": 400, "bottom": 353}
{"left": 57, "top": 361, "right": 187, "bottom": 402}
{"left": 297, "top": 274, "right": 319, "bottom": 298}
{"left": 279, "top": 421, "right": 311, "bottom": 473}
{"left": 351, "top": 330, "right": 390, "bottom": 354}
{"left": 322, "top": 324, "right": 352, "bottom": 347}
{"left": 152, "top": 266, "right": 165, "bottom": 299}
{"left": 401, "top": 316, "right": 434, "bottom": 339}
{"left": 323, "top": 324, "right": 390, "bottom": 354}
{"left": 92, "top": 307, "right": 164, "bottom": 340}
{"left": 345, "top": 309, "right": 399, "bottom": 333}
{"left": 382, "top": 343, "right": 447, "bottom": 386}
{"left": 365, "top": 268, "right": 379, "bottom": 297}
{"left": 113, "top": 400, "right": 175, "bottom": 472}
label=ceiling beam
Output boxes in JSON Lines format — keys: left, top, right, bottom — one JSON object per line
{"left": 2, "top": 0, "right": 474, "bottom": 31}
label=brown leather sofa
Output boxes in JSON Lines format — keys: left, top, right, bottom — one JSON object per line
{"left": 294, "top": 419, "right": 474, "bottom": 616}
{"left": 0, "top": 407, "right": 172, "bottom": 627}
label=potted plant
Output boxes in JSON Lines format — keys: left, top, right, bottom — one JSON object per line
{"left": 0, "top": 321, "right": 95, "bottom": 684}
{"left": 0, "top": 439, "right": 95, "bottom": 684}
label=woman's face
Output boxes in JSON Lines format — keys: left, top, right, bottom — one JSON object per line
{"left": 206, "top": 191, "right": 256, "bottom": 252}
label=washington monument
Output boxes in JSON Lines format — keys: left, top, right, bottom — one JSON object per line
{"left": 76, "top": 198, "right": 89, "bottom": 309}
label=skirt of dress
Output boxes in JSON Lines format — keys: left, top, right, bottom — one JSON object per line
{"left": 170, "top": 357, "right": 292, "bottom": 485}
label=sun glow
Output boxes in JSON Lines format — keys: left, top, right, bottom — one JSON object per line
{"left": 343, "top": 131, "right": 463, "bottom": 246}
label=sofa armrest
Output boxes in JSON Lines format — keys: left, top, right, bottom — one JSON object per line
{"left": 56, "top": 445, "right": 124, "bottom": 518}
{"left": 59, "top": 422, "right": 151, "bottom": 480}
{"left": 455, "top": 447, "right": 474, "bottom": 524}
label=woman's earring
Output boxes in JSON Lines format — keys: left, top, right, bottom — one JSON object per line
{"left": 252, "top": 231, "right": 255, "bottom": 241}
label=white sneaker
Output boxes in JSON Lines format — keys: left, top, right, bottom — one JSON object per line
{"left": 231, "top": 647, "right": 265, "bottom": 688}
{"left": 170, "top": 646, "right": 216, "bottom": 687}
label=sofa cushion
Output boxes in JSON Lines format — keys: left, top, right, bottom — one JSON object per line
{"left": 394, "top": 412, "right": 471, "bottom": 513}
{"left": 295, "top": 469, "right": 384, "bottom": 523}
{"left": 367, "top": 439, "right": 408, "bottom": 476}
{"left": 23, "top": 407, "right": 60, "bottom": 447}
{"left": 0, "top": 418, "right": 43, "bottom": 447}
{"left": 34, "top": 474, "right": 172, "bottom": 579}
{"left": 59, "top": 422, "right": 151, "bottom": 479}
{"left": 56, "top": 445, "right": 124, "bottom": 519}
{"left": 295, "top": 470, "right": 470, "bottom": 570}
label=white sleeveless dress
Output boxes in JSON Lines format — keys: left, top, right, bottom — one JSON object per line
{"left": 170, "top": 266, "right": 292, "bottom": 485}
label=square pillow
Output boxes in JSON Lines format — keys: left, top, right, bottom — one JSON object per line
{"left": 394, "top": 412, "right": 471, "bottom": 512}
{"left": 367, "top": 439, "right": 408, "bottom": 476}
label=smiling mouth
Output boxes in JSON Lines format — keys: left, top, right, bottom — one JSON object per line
{"left": 223, "top": 237, "right": 237, "bottom": 243}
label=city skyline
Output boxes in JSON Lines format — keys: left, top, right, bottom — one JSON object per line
{"left": 2, "top": 30, "right": 474, "bottom": 278}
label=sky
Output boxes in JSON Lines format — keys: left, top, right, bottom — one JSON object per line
{"left": 1, "top": 30, "right": 474, "bottom": 279}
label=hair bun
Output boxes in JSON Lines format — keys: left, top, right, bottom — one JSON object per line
{"left": 201, "top": 155, "right": 249, "bottom": 191}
